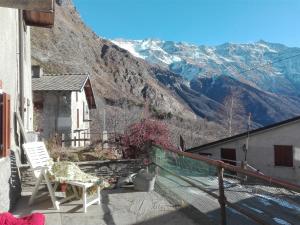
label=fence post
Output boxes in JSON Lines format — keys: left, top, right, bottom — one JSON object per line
{"left": 241, "top": 161, "right": 248, "bottom": 183}
{"left": 218, "top": 166, "right": 227, "bottom": 225}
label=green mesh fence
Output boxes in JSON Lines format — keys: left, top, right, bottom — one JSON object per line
{"left": 150, "top": 146, "right": 300, "bottom": 225}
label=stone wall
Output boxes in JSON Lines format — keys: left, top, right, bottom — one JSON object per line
{"left": 77, "top": 159, "right": 143, "bottom": 178}
{"left": 20, "top": 159, "right": 144, "bottom": 192}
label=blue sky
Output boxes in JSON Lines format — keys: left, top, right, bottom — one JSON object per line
{"left": 73, "top": 0, "right": 300, "bottom": 47}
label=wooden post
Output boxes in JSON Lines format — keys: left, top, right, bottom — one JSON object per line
{"left": 241, "top": 161, "right": 248, "bottom": 183}
{"left": 218, "top": 167, "right": 227, "bottom": 225}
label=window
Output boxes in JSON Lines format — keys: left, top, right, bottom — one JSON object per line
{"left": 274, "top": 145, "right": 293, "bottom": 167}
{"left": 82, "top": 102, "right": 89, "bottom": 121}
{"left": 0, "top": 92, "right": 11, "bottom": 157}
{"left": 77, "top": 109, "right": 79, "bottom": 128}
{"left": 76, "top": 92, "right": 78, "bottom": 102}
{"left": 221, "top": 148, "right": 237, "bottom": 166}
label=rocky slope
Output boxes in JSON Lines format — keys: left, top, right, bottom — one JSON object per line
{"left": 31, "top": 1, "right": 194, "bottom": 119}
{"left": 30, "top": 0, "right": 225, "bottom": 148}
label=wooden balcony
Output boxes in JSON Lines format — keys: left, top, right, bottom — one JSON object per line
{"left": 23, "top": 10, "right": 55, "bottom": 28}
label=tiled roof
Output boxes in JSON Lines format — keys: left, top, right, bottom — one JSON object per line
{"left": 32, "top": 73, "right": 89, "bottom": 91}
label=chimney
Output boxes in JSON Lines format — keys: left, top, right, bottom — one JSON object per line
{"left": 32, "top": 65, "right": 43, "bottom": 78}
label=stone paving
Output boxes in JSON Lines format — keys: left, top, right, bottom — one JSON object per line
{"left": 13, "top": 188, "right": 203, "bottom": 225}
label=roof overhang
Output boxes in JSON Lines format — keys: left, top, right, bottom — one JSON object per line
{"left": 82, "top": 77, "right": 96, "bottom": 109}
{"left": 187, "top": 116, "right": 300, "bottom": 153}
{"left": 0, "top": 0, "right": 54, "bottom": 11}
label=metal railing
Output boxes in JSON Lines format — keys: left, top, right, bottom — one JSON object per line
{"left": 150, "top": 145, "right": 300, "bottom": 225}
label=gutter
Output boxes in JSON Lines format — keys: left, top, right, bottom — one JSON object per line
{"left": 18, "top": 10, "right": 25, "bottom": 125}
{"left": 18, "top": 10, "right": 26, "bottom": 163}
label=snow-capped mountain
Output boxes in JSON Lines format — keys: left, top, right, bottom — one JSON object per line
{"left": 112, "top": 39, "right": 300, "bottom": 96}
{"left": 113, "top": 39, "right": 300, "bottom": 127}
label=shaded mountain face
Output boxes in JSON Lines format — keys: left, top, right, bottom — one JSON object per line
{"left": 114, "top": 39, "right": 300, "bottom": 126}
{"left": 190, "top": 76, "right": 300, "bottom": 125}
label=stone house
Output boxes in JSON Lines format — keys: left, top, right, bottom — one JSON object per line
{"left": 0, "top": 0, "right": 55, "bottom": 212}
{"left": 187, "top": 116, "right": 300, "bottom": 185}
{"left": 32, "top": 71, "right": 96, "bottom": 148}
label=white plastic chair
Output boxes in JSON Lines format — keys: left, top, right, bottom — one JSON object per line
{"left": 23, "top": 142, "right": 101, "bottom": 212}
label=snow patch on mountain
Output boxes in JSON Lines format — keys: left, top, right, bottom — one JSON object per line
{"left": 112, "top": 38, "right": 300, "bottom": 96}
{"left": 112, "top": 40, "right": 145, "bottom": 59}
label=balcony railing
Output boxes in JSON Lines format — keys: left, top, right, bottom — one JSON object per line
{"left": 150, "top": 145, "right": 300, "bottom": 225}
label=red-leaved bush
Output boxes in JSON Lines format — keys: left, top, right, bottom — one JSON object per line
{"left": 121, "top": 118, "right": 174, "bottom": 158}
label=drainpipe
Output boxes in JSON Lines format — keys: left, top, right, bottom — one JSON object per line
{"left": 18, "top": 9, "right": 26, "bottom": 163}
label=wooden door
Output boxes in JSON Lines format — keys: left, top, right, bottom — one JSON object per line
{"left": 221, "top": 148, "right": 236, "bottom": 166}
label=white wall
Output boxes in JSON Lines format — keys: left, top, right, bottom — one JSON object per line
{"left": 0, "top": 7, "right": 32, "bottom": 211}
{"left": 198, "top": 121, "right": 300, "bottom": 184}
{"left": 0, "top": 8, "right": 33, "bottom": 149}
{"left": 71, "top": 90, "right": 91, "bottom": 147}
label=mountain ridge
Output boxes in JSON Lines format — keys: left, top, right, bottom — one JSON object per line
{"left": 113, "top": 38, "right": 300, "bottom": 126}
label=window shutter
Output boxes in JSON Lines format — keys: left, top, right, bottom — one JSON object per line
{"left": 274, "top": 145, "right": 293, "bottom": 167}
{"left": 0, "top": 93, "right": 11, "bottom": 157}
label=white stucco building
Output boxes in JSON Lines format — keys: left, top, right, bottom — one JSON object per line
{"left": 0, "top": 0, "right": 55, "bottom": 211}
{"left": 32, "top": 72, "right": 96, "bottom": 147}
{"left": 188, "top": 116, "right": 300, "bottom": 185}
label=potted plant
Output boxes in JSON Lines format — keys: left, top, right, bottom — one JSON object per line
{"left": 133, "top": 158, "right": 156, "bottom": 192}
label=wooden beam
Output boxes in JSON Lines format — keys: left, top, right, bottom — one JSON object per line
{"left": 15, "top": 111, "right": 28, "bottom": 143}
{"left": 0, "top": 0, "right": 54, "bottom": 11}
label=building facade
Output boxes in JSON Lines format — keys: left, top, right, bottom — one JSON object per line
{"left": 32, "top": 72, "right": 96, "bottom": 148}
{"left": 0, "top": 1, "right": 54, "bottom": 211}
{"left": 188, "top": 117, "right": 300, "bottom": 185}
{"left": 0, "top": 7, "right": 33, "bottom": 211}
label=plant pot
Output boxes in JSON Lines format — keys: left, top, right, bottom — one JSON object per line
{"left": 133, "top": 169, "right": 156, "bottom": 192}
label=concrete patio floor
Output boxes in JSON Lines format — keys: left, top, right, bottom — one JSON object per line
{"left": 13, "top": 188, "right": 204, "bottom": 225}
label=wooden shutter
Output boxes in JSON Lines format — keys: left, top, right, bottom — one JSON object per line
{"left": 274, "top": 145, "right": 293, "bottom": 167}
{"left": 221, "top": 148, "right": 237, "bottom": 166}
{"left": 0, "top": 93, "right": 11, "bottom": 157}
